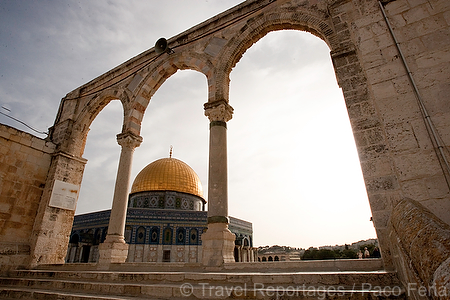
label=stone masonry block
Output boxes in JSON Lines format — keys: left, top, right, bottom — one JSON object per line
{"left": 372, "top": 20, "right": 389, "bottom": 36}
{"left": 352, "top": 117, "right": 381, "bottom": 132}
{"left": 385, "top": 122, "right": 421, "bottom": 153}
{"left": 346, "top": 103, "right": 363, "bottom": 120}
{"left": 430, "top": 0, "right": 450, "bottom": 12}
{"left": 30, "top": 138, "right": 46, "bottom": 151}
{"left": 385, "top": 0, "right": 411, "bottom": 15}
{"left": 372, "top": 209, "right": 391, "bottom": 228}
{"left": 376, "top": 94, "right": 419, "bottom": 125}
{"left": 19, "top": 144, "right": 36, "bottom": 157}
{"left": 425, "top": 175, "right": 450, "bottom": 199}
{"left": 43, "top": 142, "right": 56, "bottom": 153}
{"left": 353, "top": 9, "right": 384, "bottom": 28}
{"left": 8, "top": 141, "right": 21, "bottom": 153}
{"left": 421, "top": 29, "right": 450, "bottom": 52}
{"left": 403, "top": 4, "right": 431, "bottom": 24}
{"left": 0, "top": 144, "right": 8, "bottom": 156}
{"left": 415, "top": 15, "right": 447, "bottom": 37}
{"left": 361, "top": 100, "right": 376, "bottom": 116}
{"left": 0, "top": 130, "right": 10, "bottom": 140}
{"left": 130, "top": 108, "right": 143, "bottom": 121}
{"left": 352, "top": 131, "right": 367, "bottom": 148}
{"left": 366, "top": 127, "right": 385, "bottom": 145}
{"left": 142, "top": 285, "right": 174, "bottom": 298}
{"left": 360, "top": 156, "right": 394, "bottom": 177}
{"left": 366, "top": 60, "right": 405, "bottom": 84}
{"left": 359, "top": 33, "right": 393, "bottom": 55}
{"left": 386, "top": 13, "right": 407, "bottom": 30}
{"left": 444, "top": 10, "right": 450, "bottom": 25}
{"left": 369, "top": 193, "right": 391, "bottom": 211}
{"left": 393, "top": 151, "right": 441, "bottom": 181}
{"left": 421, "top": 198, "right": 450, "bottom": 225}
{"left": 365, "top": 175, "right": 398, "bottom": 192}
{"left": 361, "top": 49, "right": 386, "bottom": 69}
{"left": 8, "top": 134, "right": 21, "bottom": 143}
{"left": 407, "top": 0, "right": 429, "bottom": 8}
{"left": 18, "top": 137, "right": 32, "bottom": 147}
{"left": 391, "top": 75, "right": 412, "bottom": 95}
{"left": 371, "top": 80, "right": 397, "bottom": 100}
{"left": 0, "top": 201, "right": 12, "bottom": 214}
{"left": 359, "top": 144, "right": 389, "bottom": 162}
{"left": 355, "top": 25, "right": 374, "bottom": 43}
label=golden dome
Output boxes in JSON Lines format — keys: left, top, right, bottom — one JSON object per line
{"left": 130, "top": 158, "right": 204, "bottom": 199}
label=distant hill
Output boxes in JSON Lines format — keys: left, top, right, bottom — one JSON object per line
{"left": 257, "top": 239, "right": 379, "bottom": 260}
{"left": 257, "top": 238, "right": 377, "bottom": 253}
{"left": 317, "top": 238, "right": 378, "bottom": 251}
{"left": 257, "top": 245, "right": 303, "bottom": 255}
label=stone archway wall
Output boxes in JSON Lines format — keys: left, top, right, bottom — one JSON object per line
{"left": 19, "top": 0, "right": 450, "bottom": 293}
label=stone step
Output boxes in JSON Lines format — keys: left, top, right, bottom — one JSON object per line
{"left": 0, "top": 285, "right": 139, "bottom": 300}
{"left": 6, "top": 269, "right": 401, "bottom": 286}
{"left": 0, "top": 283, "right": 407, "bottom": 300}
{"left": 33, "top": 258, "right": 385, "bottom": 273}
{"left": 0, "top": 269, "right": 406, "bottom": 299}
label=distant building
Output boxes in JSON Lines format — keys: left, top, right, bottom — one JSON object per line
{"left": 257, "top": 246, "right": 302, "bottom": 262}
{"left": 66, "top": 156, "right": 256, "bottom": 263}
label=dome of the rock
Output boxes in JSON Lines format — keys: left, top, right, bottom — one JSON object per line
{"left": 130, "top": 157, "right": 203, "bottom": 199}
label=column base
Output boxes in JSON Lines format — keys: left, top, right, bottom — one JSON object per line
{"left": 201, "top": 223, "right": 235, "bottom": 266}
{"left": 97, "top": 234, "right": 129, "bottom": 266}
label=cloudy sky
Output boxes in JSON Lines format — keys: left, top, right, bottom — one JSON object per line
{"left": 0, "top": 0, "right": 376, "bottom": 249}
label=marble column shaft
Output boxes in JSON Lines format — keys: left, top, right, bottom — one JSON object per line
{"left": 107, "top": 132, "right": 142, "bottom": 240}
{"left": 98, "top": 132, "right": 142, "bottom": 266}
{"left": 202, "top": 102, "right": 236, "bottom": 266}
{"left": 205, "top": 102, "right": 233, "bottom": 223}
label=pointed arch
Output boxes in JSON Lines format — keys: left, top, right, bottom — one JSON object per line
{"left": 209, "top": 8, "right": 337, "bottom": 104}
{"left": 131, "top": 52, "right": 215, "bottom": 123}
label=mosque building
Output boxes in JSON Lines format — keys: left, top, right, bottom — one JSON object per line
{"left": 66, "top": 154, "right": 256, "bottom": 263}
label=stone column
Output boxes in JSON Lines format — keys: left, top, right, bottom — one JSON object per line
{"left": 98, "top": 132, "right": 142, "bottom": 265}
{"left": 201, "top": 101, "right": 236, "bottom": 266}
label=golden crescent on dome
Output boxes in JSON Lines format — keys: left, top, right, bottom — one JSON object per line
{"left": 130, "top": 157, "right": 204, "bottom": 200}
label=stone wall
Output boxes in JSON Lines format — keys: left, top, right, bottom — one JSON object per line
{"left": 0, "top": 124, "right": 55, "bottom": 273}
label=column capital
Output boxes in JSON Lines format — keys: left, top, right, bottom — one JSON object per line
{"left": 116, "top": 132, "right": 143, "bottom": 149}
{"left": 204, "top": 101, "right": 234, "bottom": 123}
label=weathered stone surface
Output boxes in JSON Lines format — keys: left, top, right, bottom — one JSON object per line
{"left": 390, "top": 199, "right": 450, "bottom": 294}
{"left": 0, "top": 124, "right": 55, "bottom": 273}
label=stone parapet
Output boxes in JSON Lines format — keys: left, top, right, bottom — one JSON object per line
{"left": 389, "top": 198, "right": 450, "bottom": 300}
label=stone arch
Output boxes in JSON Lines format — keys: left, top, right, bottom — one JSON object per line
{"left": 131, "top": 52, "right": 215, "bottom": 123}
{"left": 210, "top": 4, "right": 389, "bottom": 263}
{"left": 71, "top": 88, "right": 131, "bottom": 154}
{"left": 210, "top": 7, "right": 335, "bottom": 104}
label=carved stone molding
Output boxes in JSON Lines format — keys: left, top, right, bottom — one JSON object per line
{"left": 204, "top": 101, "right": 234, "bottom": 123}
{"left": 116, "top": 132, "right": 143, "bottom": 149}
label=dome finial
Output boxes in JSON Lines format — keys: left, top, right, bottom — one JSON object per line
{"left": 169, "top": 145, "right": 173, "bottom": 158}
